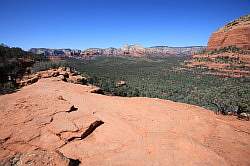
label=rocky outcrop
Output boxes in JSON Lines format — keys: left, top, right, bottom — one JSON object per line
{"left": 0, "top": 78, "right": 250, "bottom": 165}
{"left": 121, "top": 44, "right": 145, "bottom": 56}
{"left": 208, "top": 14, "right": 250, "bottom": 50}
{"left": 16, "top": 67, "right": 87, "bottom": 87}
{"left": 0, "top": 149, "right": 80, "bottom": 166}
{"left": 88, "top": 86, "right": 104, "bottom": 94}
{"left": 116, "top": 80, "right": 126, "bottom": 87}
{"left": 187, "top": 14, "right": 250, "bottom": 78}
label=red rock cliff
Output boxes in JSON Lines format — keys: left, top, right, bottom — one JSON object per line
{"left": 207, "top": 14, "right": 250, "bottom": 50}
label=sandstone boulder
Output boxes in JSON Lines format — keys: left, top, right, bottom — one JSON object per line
{"left": 116, "top": 80, "right": 126, "bottom": 87}
{"left": 18, "top": 76, "right": 39, "bottom": 87}
{"left": 52, "top": 71, "right": 60, "bottom": 77}
{"left": 59, "top": 71, "right": 69, "bottom": 78}
{"left": 66, "top": 75, "right": 87, "bottom": 84}
{"left": 27, "top": 76, "right": 39, "bottom": 85}
{"left": 66, "top": 67, "right": 71, "bottom": 73}
{"left": 57, "top": 75, "right": 66, "bottom": 81}
{"left": 89, "top": 87, "right": 104, "bottom": 94}
{"left": 18, "top": 81, "right": 27, "bottom": 87}
{"left": 57, "top": 67, "right": 66, "bottom": 73}
{"left": 16, "top": 67, "right": 89, "bottom": 88}
{"left": 238, "top": 112, "right": 250, "bottom": 121}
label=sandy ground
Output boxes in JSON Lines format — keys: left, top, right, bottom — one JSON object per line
{"left": 0, "top": 78, "right": 250, "bottom": 165}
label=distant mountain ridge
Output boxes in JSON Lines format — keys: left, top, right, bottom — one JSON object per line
{"left": 29, "top": 45, "right": 206, "bottom": 59}
{"left": 29, "top": 48, "right": 82, "bottom": 56}
{"left": 0, "top": 43, "right": 9, "bottom": 47}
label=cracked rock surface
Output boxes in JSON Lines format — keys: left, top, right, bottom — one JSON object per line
{"left": 0, "top": 78, "right": 250, "bottom": 165}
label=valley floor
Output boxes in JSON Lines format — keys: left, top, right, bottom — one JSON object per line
{"left": 0, "top": 78, "right": 250, "bottom": 165}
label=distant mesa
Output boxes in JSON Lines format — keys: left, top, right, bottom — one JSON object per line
{"left": 29, "top": 44, "right": 206, "bottom": 59}
{"left": 29, "top": 48, "right": 82, "bottom": 57}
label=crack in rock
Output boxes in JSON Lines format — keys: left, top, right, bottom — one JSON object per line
{"left": 56, "top": 150, "right": 81, "bottom": 166}
{"left": 48, "top": 105, "right": 78, "bottom": 117}
{"left": 66, "top": 105, "right": 78, "bottom": 113}
{"left": 68, "top": 158, "right": 81, "bottom": 166}
{"left": 56, "top": 120, "right": 104, "bottom": 149}
{"left": 67, "top": 120, "right": 104, "bottom": 142}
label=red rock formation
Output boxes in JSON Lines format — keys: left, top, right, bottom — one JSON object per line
{"left": 1, "top": 78, "right": 250, "bottom": 165}
{"left": 186, "top": 14, "right": 250, "bottom": 78}
{"left": 207, "top": 14, "right": 250, "bottom": 50}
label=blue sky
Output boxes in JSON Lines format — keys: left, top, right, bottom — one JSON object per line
{"left": 0, "top": 0, "right": 249, "bottom": 50}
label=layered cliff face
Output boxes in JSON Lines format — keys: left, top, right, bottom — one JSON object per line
{"left": 29, "top": 48, "right": 82, "bottom": 56}
{"left": 145, "top": 46, "right": 205, "bottom": 56}
{"left": 207, "top": 14, "right": 250, "bottom": 50}
{"left": 30, "top": 45, "right": 206, "bottom": 58}
{"left": 187, "top": 14, "right": 250, "bottom": 78}
{"left": 122, "top": 44, "right": 145, "bottom": 56}
{"left": 78, "top": 45, "right": 206, "bottom": 59}
{"left": 79, "top": 45, "right": 146, "bottom": 57}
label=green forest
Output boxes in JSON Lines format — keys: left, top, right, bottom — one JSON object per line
{"left": 1, "top": 45, "right": 249, "bottom": 113}
{"left": 31, "top": 56, "right": 250, "bottom": 113}
{"left": 0, "top": 45, "right": 48, "bottom": 93}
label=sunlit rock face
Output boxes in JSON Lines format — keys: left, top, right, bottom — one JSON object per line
{"left": 207, "top": 14, "right": 250, "bottom": 51}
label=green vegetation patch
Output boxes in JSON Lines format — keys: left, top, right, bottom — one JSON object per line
{"left": 207, "top": 46, "right": 249, "bottom": 55}
{"left": 224, "top": 14, "right": 250, "bottom": 29}
{"left": 0, "top": 45, "right": 48, "bottom": 93}
{"left": 32, "top": 56, "right": 250, "bottom": 113}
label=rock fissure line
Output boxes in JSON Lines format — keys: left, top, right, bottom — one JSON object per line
{"left": 48, "top": 105, "right": 78, "bottom": 117}
{"left": 67, "top": 120, "right": 104, "bottom": 142}
{"left": 55, "top": 120, "right": 104, "bottom": 150}
{"left": 66, "top": 105, "right": 78, "bottom": 113}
